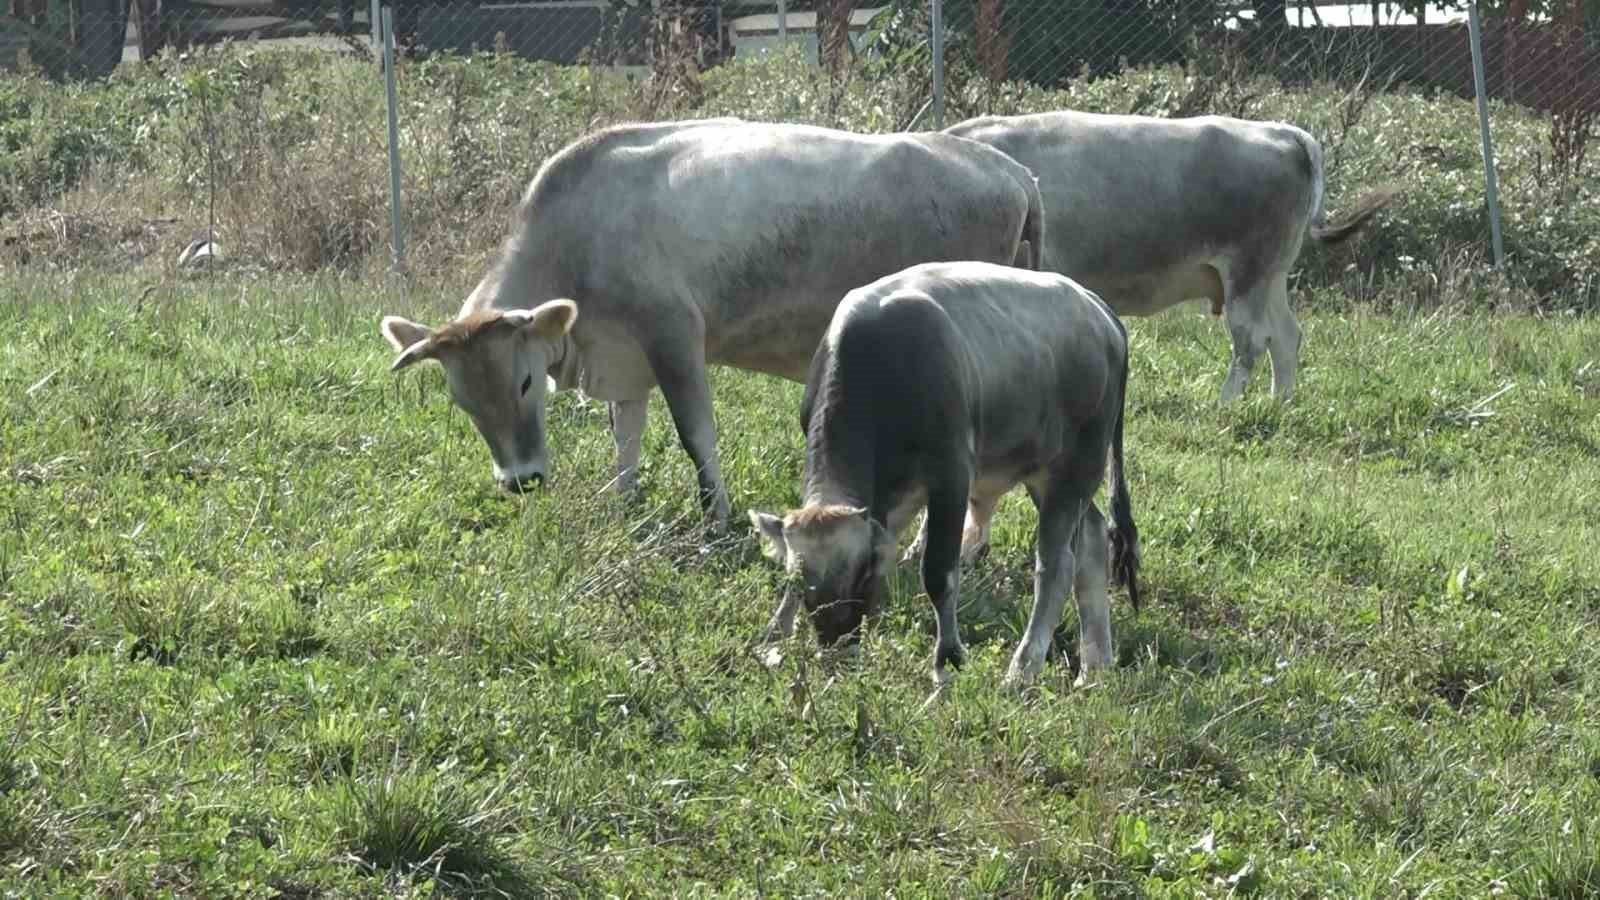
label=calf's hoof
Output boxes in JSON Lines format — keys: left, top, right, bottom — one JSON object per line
{"left": 930, "top": 641, "right": 966, "bottom": 691}
{"left": 1002, "top": 664, "right": 1036, "bottom": 691}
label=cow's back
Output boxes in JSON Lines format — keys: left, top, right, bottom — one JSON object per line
{"left": 947, "top": 111, "right": 1317, "bottom": 313}
{"left": 501, "top": 120, "right": 1037, "bottom": 381}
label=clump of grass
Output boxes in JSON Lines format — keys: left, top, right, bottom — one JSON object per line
{"left": 331, "top": 767, "right": 530, "bottom": 897}
{"left": 1514, "top": 821, "right": 1600, "bottom": 898}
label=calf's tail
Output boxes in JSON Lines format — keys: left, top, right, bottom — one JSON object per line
{"left": 1106, "top": 320, "right": 1141, "bottom": 612}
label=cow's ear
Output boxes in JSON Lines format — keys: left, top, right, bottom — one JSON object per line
{"left": 749, "top": 510, "right": 788, "bottom": 562}
{"left": 505, "top": 299, "right": 578, "bottom": 340}
{"left": 381, "top": 315, "right": 433, "bottom": 352}
{"left": 382, "top": 316, "right": 438, "bottom": 372}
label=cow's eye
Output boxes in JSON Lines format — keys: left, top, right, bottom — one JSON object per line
{"left": 519, "top": 375, "right": 533, "bottom": 397}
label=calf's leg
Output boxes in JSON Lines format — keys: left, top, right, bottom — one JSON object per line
{"left": 757, "top": 588, "right": 801, "bottom": 666}
{"left": 922, "top": 485, "right": 970, "bottom": 686}
{"left": 1005, "top": 482, "right": 1088, "bottom": 686}
{"left": 1070, "top": 503, "right": 1115, "bottom": 685}
{"left": 902, "top": 486, "right": 1002, "bottom": 566}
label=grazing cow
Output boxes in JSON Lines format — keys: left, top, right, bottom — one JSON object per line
{"left": 946, "top": 110, "right": 1395, "bottom": 403}
{"left": 378, "top": 118, "right": 1045, "bottom": 529}
{"left": 750, "top": 261, "right": 1140, "bottom": 688}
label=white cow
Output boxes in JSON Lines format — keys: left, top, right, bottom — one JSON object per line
{"left": 379, "top": 118, "right": 1045, "bottom": 529}
{"left": 947, "top": 110, "right": 1395, "bottom": 403}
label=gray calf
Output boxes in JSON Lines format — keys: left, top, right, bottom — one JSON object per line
{"left": 751, "top": 261, "right": 1141, "bottom": 688}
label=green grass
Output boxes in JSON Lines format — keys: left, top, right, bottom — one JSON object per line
{"left": 1, "top": 270, "right": 1598, "bottom": 896}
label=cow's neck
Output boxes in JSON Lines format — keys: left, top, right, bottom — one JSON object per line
{"left": 547, "top": 332, "right": 581, "bottom": 391}
{"left": 801, "top": 408, "right": 876, "bottom": 513}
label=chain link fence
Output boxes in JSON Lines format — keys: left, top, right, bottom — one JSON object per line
{"left": 3, "top": 0, "right": 1596, "bottom": 297}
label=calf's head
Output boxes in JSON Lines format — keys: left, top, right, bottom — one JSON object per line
{"left": 750, "top": 503, "right": 893, "bottom": 648}
{"left": 379, "top": 300, "right": 578, "bottom": 492}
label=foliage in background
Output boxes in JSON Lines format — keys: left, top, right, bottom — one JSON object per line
{"left": 0, "top": 39, "right": 1596, "bottom": 306}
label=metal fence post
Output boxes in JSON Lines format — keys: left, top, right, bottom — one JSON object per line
{"left": 777, "top": 0, "right": 786, "bottom": 45}
{"left": 930, "top": 0, "right": 944, "bottom": 129}
{"left": 381, "top": 4, "right": 406, "bottom": 273}
{"left": 1466, "top": 0, "right": 1506, "bottom": 270}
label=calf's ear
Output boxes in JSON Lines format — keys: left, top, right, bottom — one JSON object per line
{"left": 749, "top": 511, "right": 788, "bottom": 562}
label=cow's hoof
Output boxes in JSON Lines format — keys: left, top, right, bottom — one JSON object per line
{"left": 1073, "top": 664, "right": 1111, "bottom": 690}
{"left": 935, "top": 641, "right": 966, "bottom": 674}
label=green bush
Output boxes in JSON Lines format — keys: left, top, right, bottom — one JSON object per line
{"left": 1, "top": 41, "right": 1595, "bottom": 307}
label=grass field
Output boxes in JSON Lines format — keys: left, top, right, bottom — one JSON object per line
{"left": 2, "top": 268, "right": 1599, "bottom": 897}
{"left": 4, "top": 30, "right": 1600, "bottom": 898}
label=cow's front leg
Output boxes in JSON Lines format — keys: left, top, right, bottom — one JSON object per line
{"left": 959, "top": 488, "right": 1003, "bottom": 563}
{"left": 609, "top": 397, "right": 649, "bottom": 496}
{"left": 902, "top": 510, "right": 931, "bottom": 566}
{"left": 922, "top": 487, "right": 970, "bottom": 687}
{"left": 648, "top": 340, "right": 730, "bottom": 530}
{"left": 1005, "top": 487, "right": 1087, "bottom": 687}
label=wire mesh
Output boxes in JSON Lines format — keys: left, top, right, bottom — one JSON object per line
{"left": 2, "top": 0, "right": 1595, "bottom": 278}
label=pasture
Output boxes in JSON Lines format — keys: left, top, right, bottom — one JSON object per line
{"left": 3, "top": 270, "right": 1599, "bottom": 896}
{"left": 3, "top": 40, "right": 1600, "bottom": 899}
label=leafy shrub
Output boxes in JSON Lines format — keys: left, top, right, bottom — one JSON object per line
{"left": 1, "top": 41, "right": 1596, "bottom": 307}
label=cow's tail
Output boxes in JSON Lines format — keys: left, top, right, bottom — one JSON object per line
{"left": 1289, "top": 126, "right": 1398, "bottom": 247}
{"left": 1310, "top": 186, "right": 1398, "bottom": 245}
{"left": 1106, "top": 311, "right": 1141, "bottom": 612}
{"left": 1021, "top": 172, "right": 1045, "bottom": 271}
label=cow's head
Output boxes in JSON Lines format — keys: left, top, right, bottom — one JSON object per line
{"left": 750, "top": 503, "right": 893, "bottom": 648}
{"left": 379, "top": 300, "right": 578, "bottom": 492}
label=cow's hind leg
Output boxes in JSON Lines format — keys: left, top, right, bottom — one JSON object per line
{"left": 1070, "top": 502, "right": 1114, "bottom": 686}
{"left": 646, "top": 339, "right": 731, "bottom": 530}
{"left": 609, "top": 397, "right": 649, "bottom": 496}
{"left": 1262, "top": 272, "right": 1302, "bottom": 401}
{"left": 1005, "top": 477, "right": 1090, "bottom": 687}
{"left": 1219, "top": 276, "right": 1273, "bottom": 404}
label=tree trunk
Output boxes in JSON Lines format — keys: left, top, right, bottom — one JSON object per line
{"left": 816, "top": 0, "right": 854, "bottom": 74}
{"left": 975, "top": 0, "right": 1008, "bottom": 82}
